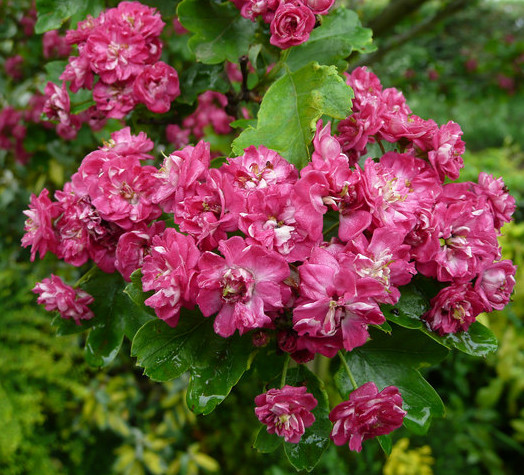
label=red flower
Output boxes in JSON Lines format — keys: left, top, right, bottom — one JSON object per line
{"left": 330, "top": 382, "right": 406, "bottom": 452}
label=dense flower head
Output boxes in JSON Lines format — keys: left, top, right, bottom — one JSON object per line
{"left": 474, "top": 260, "right": 516, "bottom": 312}
{"left": 21, "top": 188, "right": 60, "bottom": 261}
{"left": 133, "top": 61, "right": 180, "bottom": 113}
{"left": 33, "top": 275, "right": 94, "bottom": 324}
{"left": 423, "top": 282, "right": 486, "bottom": 335}
{"left": 254, "top": 385, "right": 317, "bottom": 443}
{"left": 196, "top": 236, "right": 290, "bottom": 337}
{"left": 293, "top": 246, "right": 386, "bottom": 353}
{"left": 330, "top": 382, "right": 406, "bottom": 452}
{"left": 270, "top": 1, "right": 316, "bottom": 50}
{"left": 53, "top": 2, "right": 171, "bottom": 128}
{"left": 141, "top": 228, "right": 201, "bottom": 326}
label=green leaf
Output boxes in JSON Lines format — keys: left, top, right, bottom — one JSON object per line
{"left": 35, "top": 0, "right": 81, "bottom": 33}
{"left": 82, "top": 270, "right": 153, "bottom": 367}
{"left": 70, "top": 89, "right": 96, "bottom": 115}
{"left": 286, "top": 9, "right": 375, "bottom": 72}
{"left": 44, "top": 60, "right": 68, "bottom": 85}
{"left": 334, "top": 326, "right": 448, "bottom": 436}
{"left": 377, "top": 434, "right": 393, "bottom": 456}
{"left": 232, "top": 62, "right": 352, "bottom": 169}
{"left": 131, "top": 311, "right": 253, "bottom": 415}
{"left": 177, "top": 0, "right": 256, "bottom": 64}
{"left": 253, "top": 426, "right": 283, "bottom": 454}
{"left": 178, "top": 63, "right": 229, "bottom": 104}
{"left": 283, "top": 367, "right": 331, "bottom": 472}
{"left": 384, "top": 282, "right": 498, "bottom": 357}
{"left": 424, "top": 321, "right": 498, "bottom": 358}
{"left": 124, "top": 270, "right": 155, "bottom": 316}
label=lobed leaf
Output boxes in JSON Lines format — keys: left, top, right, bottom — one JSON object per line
{"left": 283, "top": 367, "right": 331, "bottom": 472}
{"left": 232, "top": 62, "right": 352, "bottom": 169}
{"left": 286, "top": 8, "right": 375, "bottom": 72}
{"left": 177, "top": 0, "right": 256, "bottom": 64}
{"left": 334, "top": 326, "right": 448, "bottom": 436}
{"left": 384, "top": 281, "right": 498, "bottom": 357}
{"left": 131, "top": 311, "right": 253, "bottom": 415}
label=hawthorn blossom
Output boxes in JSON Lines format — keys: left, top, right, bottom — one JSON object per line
{"left": 33, "top": 275, "right": 94, "bottom": 324}
{"left": 269, "top": 1, "right": 316, "bottom": 50}
{"left": 474, "top": 260, "right": 516, "bottom": 312}
{"left": 99, "top": 127, "right": 154, "bottom": 160}
{"left": 21, "top": 188, "right": 60, "bottom": 261}
{"left": 196, "top": 236, "right": 290, "bottom": 337}
{"left": 133, "top": 61, "right": 180, "bottom": 113}
{"left": 293, "top": 247, "right": 386, "bottom": 353}
{"left": 423, "top": 282, "right": 486, "bottom": 335}
{"left": 141, "top": 228, "right": 201, "bottom": 326}
{"left": 330, "top": 382, "right": 406, "bottom": 452}
{"left": 115, "top": 221, "right": 166, "bottom": 281}
{"left": 87, "top": 155, "right": 162, "bottom": 230}
{"left": 255, "top": 385, "right": 317, "bottom": 443}
{"left": 223, "top": 145, "right": 298, "bottom": 198}
{"left": 475, "top": 172, "right": 516, "bottom": 230}
{"left": 427, "top": 121, "right": 465, "bottom": 182}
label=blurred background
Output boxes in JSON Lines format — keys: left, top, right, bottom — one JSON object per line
{"left": 1, "top": 0, "right": 523, "bottom": 473}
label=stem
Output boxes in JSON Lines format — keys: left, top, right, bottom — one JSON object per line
{"left": 338, "top": 351, "right": 358, "bottom": 391}
{"left": 73, "top": 265, "right": 98, "bottom": 289}
{"left": 323, "top": 220, "right": 339, "bottom": 238}
{"left": 377, "top": 138, "right": 386, "bottom": 155}
{"left": 280, "top": 353, "right": 291, "bottom": 388}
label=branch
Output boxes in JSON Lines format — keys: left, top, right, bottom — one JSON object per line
{"left": 351, "top": 0, "right": 474, "bottom": 68}
{"left": 367, "top": 0, "right": 432, "bottom": 40}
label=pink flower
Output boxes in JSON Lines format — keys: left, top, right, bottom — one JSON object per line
{"left": 303, "top": 0, "right": 335, "bottom": 14}
{"left": 474, "top": 260, "right": 516, "bottom": 312}
{"left": 269, "top": 1, "right": 316, "bottom": 50}
{"left": 330, "top": 382, "right": 406, "bottom": 452}
{"left": 239, "top": 184, "right": 319, "bottom": 261}
{"left": 43, "top": 82, "right": 71, "bottom": 124}
{"left": 152, "top": 141, "right": 211, "bottom": 213}
{"left": 416, "top": 197, "right": 500, "bottom": 282}
{"left": 423, "top": 282, "right": 486, "bottom": 335}
{"left": 85, "top": 23, "right": 150, "bottom": 84}
{"left": 427, "top": 121, "right": 465, "bottom": 182}
{"left": 100, "top": 127, "right": 154, "bottom": 160}
{"left": 223, "top": 145, "right": 298, "bottom": 197}
{"left": 88, "top": 155, "right": 162, "bottom": 230}
{"left": 60, "top": 55, "right": 94, "bottom": 92}
{"left": 133, "top": 61, "right": 180, "bottom": 113}
{"left": 165, "top": 124, "right": 190, "bottom": 149}
{"left": 254, "top": 385, "right": 317, "bottom": 443}
{"left": 183, "top": 91, "right": 234, "bottom": 138}
{"left": 115, "top": 221, "right": 165, "bottom": 281}
{"left": 42, "top": 30, "right": 71, "bottom": 58}
{"left": 475, "top": 173, "right": 516, "bottom": 230}
{"left": 196, "top": 236, "right": 290, "bottom": 337}
{"left": 21, "top": 189, "right": 60, "bottom": 261}
{"left": 141, "top": 228, "right": 201, "bottom": 326}
{"left": 4, "top": 55, "right": 24, "bottom": 80}
{"left": 293, "top": 247, "right": 386, "bottom": 353}
{"left": 33, "top": 275, "right": 94, "bottom": 324}
{"left": 93, "top": 80, "right": 137, "bottom": 119}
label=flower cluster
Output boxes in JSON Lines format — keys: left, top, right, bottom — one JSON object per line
{"left": 166, "top": 91, "right": 237, "bottom": 150}
{"left": 22, "top": 127, "right": 160, "bottom": 276}
{"left": 329, "top": 382, "right": 406, "bottom": 452}
{"left": 254, "top": 381, "right": 406, "bottom": 450}
{"left": 232, "top": 0, "right": 335, "bottom": 49}
{"left": 255, "top": 385, "right": 317, "bottom": 443}
{"left": 33, "top": 274, "right": 94, "bottom": 324}
{"left": 43, "top": 1, "right": 180, "bottom": 139}
{"left": 25, "top": 65, "right": 516, "bottom": 341}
